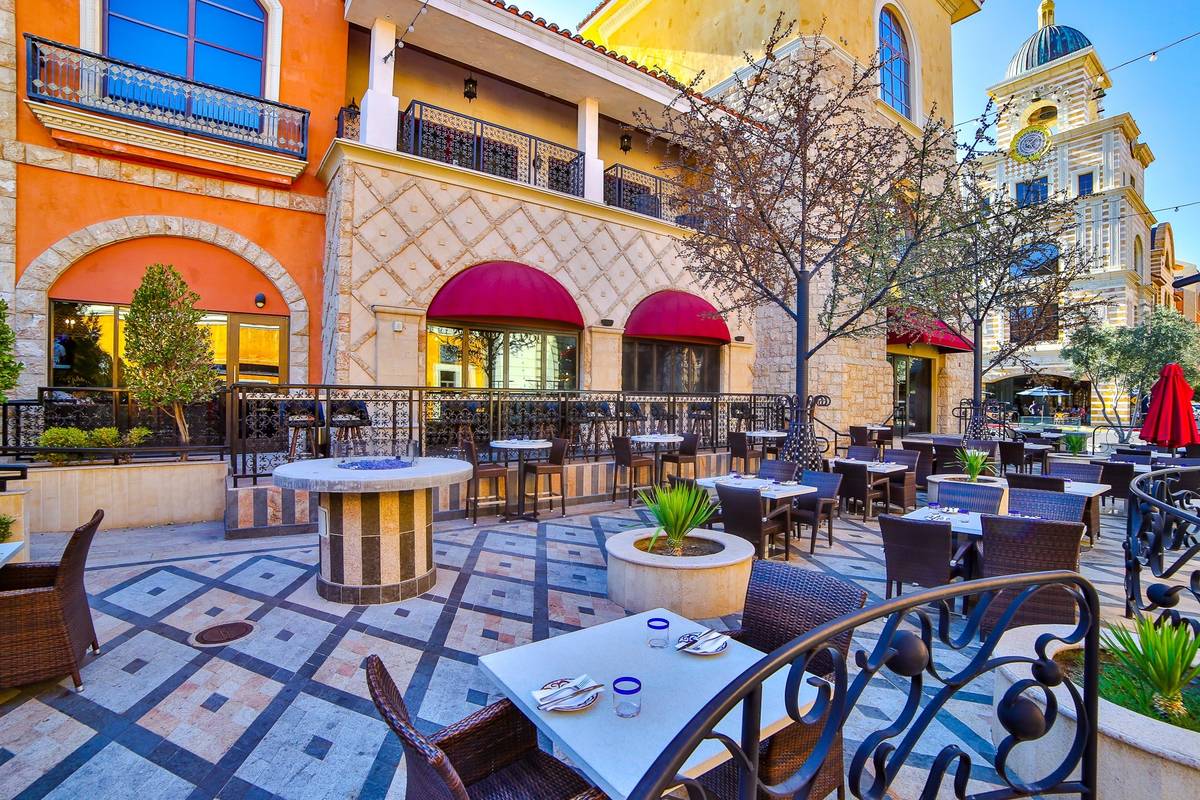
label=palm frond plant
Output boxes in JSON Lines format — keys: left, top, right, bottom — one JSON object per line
{"left": 1102, "top": 615, "right": 1200, "bottom": 721}
{"left": 955, "top": 447, "right": 990, "bottom": 482}
{"left": 1062, "top": 432, "right": 1088, "bottom": 455}
{"left": 636, "top": 483, "right": 716, "bottom": 556}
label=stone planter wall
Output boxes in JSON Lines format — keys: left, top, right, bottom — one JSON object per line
{"left": 0, "top": 489, "right": 30, "bottom": 561}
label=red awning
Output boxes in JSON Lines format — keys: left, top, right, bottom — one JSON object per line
{"left": 887, "top": 310, "right": 973, "bottom": 353}
{"left": 427, "top": 261, "right": 584, "bottom": 328}
{"left": 625, "top": 290, "right": 731, "bottom": 343}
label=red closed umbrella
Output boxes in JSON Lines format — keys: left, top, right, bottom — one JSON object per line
{"left": 1139, "top": 363, "right": 1200, "bottom": 449}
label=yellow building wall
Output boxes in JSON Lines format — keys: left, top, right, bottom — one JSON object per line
{"left": 580, "top": 0, "right": 964, "bottom": 121}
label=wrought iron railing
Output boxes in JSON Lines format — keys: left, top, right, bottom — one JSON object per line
{"left": 400, "top": 100, "right": 584, "bottom": 196}
{"left": 633, "top": 571, "right": 1100, "bottom": 799}
{"left": 1125, "top": 466, "right": 1200, "bottom": 626}
{"left": 603, "top": 164, "right": 700, "bottom": 228}
{"left": 25, "top": 35, "right": 309, "bottom": 158}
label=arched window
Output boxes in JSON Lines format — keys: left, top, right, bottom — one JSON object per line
{"left": 879, "top": 8, "right": 912, "bottom": 119}
{"left": 1134, "top": 235, "right": 1145, "bottom": 277}
{"left": 105, "top": 0, "right": 266, "bottom": 96}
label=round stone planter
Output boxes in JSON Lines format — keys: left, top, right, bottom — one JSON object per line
{"left": 992, "top": 624, "right": 1200, "bottom": 796}
{"left": 606, "top": 528, "right": 754, "bottom": 619}
{"left": 925, "top": 474, "right": 1009, "bottom": 512}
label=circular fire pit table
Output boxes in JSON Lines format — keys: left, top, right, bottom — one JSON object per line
{"left": 273, "top": 456, "right": 471, "bottom": 604}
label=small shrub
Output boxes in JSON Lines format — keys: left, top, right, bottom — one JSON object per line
{"left": 1103, "top": 615, "right": 1200, "bottom": 722}
{"left": 1062, "top": 432, "right": 1088, "bottom": 455}
{"left": 86, "top": 426, "right": 122, "bottom": 448}
{"left": 955, "top": 448, "right": 990, "bottom": 481}
{"left": 636, "top": 483, "right": 716, "bottom": 555}
{"left": 125, "top": 426, "right": 152, "bottom": 447}
{"left": 38, "top": 426, "right": 90, "bottom": 465}
{"left": 0, "top": 513, "right": 14, "bottom": 543}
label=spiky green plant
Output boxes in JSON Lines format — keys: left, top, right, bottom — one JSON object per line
{"left": 1102, "top": 615, "right": 1200, "bottom": 721}
{"left": 636, "top": 483, "right": 716, "bottom": 556}
{"left": 1062, "top": 432, "right": 1088, "bottom": 455}
{"left": 955, "top": 448, "right": 990, "bottom": 482}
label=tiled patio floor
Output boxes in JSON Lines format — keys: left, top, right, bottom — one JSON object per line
{"left": 0, "top": 500, "right": 1137, "bottom": 799}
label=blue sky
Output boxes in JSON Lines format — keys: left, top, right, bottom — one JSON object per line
{"left": 515, "top": 1, "right": 1200, "bottom": 257}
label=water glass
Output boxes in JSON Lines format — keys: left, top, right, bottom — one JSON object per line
{"left": 613, "top": 677, "right": 642, "bottom": 718}
{"left": 646, "top": 617, "right": 669, "bottom": 648}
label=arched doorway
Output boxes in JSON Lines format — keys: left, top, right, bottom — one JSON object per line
{"left": 621, "top": 290, "right": 730, "bottom": 393}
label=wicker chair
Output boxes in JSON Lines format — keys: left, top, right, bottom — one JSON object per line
{"left": 521, "top": 437, "right": 569, "bottom": 517}
{"left": 848, "top": 425, "right": 872, "bottom": 447}
{"left": 716, "top": 484, "right": 791, "bottom": 559}
{"left": 365, "top": 656, "right": 606, "bottom": 800}
{"left": 881, "top": 448, "right": 919, "bottom": 512}
{"left": 832, "top": 461, "right": 889, "bottom": 521}
{"left": 0, "top": 509, "right": 104, "bottom": 689}
{"left": 1095, "top": 460, "right": 1135, "bottom": 513}
{"left": 700, "top": 562, "right": 867, "bottom": 800}
{"left": 878, "top": 514, "right": 970, "bottom": 600}
{"left": 461, "top": 440, "right": 508, "bottom": 524}
{"left": 757, "top": 459, "right": 799, "bottom": 482}
{"left": 846, "top": 445, "right": 879, "bottom": 462}
{"left": 978, "top": 516, "right": 1085, "bottom": 636}
{"left": 900, "top": 438, "right": 935, "bottom": 488}
{"left": 729, "top": 431, "right": 759, "bottom": 474}
{"left": 661, "top": 433, "right": 700, "bottom": 481}
{"left": 792, "top": 470, "right": 842, "bottom": 554}
{"left": 999, "top": 440, "right": 1037, "bottom": 474}
{"left": 931, "top": 436, "right": 964, "bottom": 475}
{"left": 936, "top": 481, "right": 1003, "bottom": 514}
{"left": 1004, "top": 471, "right": 1065, "bottom": 491}
{"left": 1007, "top": 488, "right": 1087, "bottom": 523}
{"left": 1110, "top": 452, "right": 1152, "bottom": 465}
{"left": 1046, "top": 461, "right": 1103, "bottom": 483}
{"left": 610, "top": 436, "right": 654, "bottom": 508}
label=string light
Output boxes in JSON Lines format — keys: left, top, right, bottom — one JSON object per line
{"left": 383, "top": 0, "right": 429, "bottom": 63}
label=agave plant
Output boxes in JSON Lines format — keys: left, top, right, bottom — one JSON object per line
{"left": 955, "top": 447, "right": 990, "bottom": 482}
{"left": 1102, "top": 615, "right": 1200, "bottom": 721}
{"left": 1062, "top": 432, "right": 1088, "bottom": 455}
{"left": 637, "top": 482, "right": 716, "bottom": 556}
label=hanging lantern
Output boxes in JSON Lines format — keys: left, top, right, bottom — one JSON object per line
{"left": 619, "top": 133, "right": 632, "bottom": 153}
{"left": 464, "top": 74, "right": 478, "bottom": 102}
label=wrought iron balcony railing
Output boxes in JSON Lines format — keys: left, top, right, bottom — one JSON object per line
{"left": 400, "top": 100, "right": 584, "bottom": 197}
{"left": 604, "top": 163, "right": 701, "bottom": 228}
{"left": 26, "top": 35, "right": 309, "bottom": 159}
{"left": 1126, "top": 465, "right": 1200, "bottom": 626}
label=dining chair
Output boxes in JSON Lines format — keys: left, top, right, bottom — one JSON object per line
{"left": 878, "top": 514, "right": 970, "bottom": 600}
{"left": 1004, "top": 471, "right": 1065, "bottom": 492}
{"left": 1007, "top": 488, "right": 1087, "bottom": 524}
{"left": 881, "top": 448, "right": 919, "bottom": 512}
{"left": 1110, "top": 452, "right": 1152, "bottom": 465}
{"left": 871, "top": 425, "right": 893, "bottom": 452}
{"left": 999, "top": 440, "right": 1037, "bottom": 474}
{"left": 977, "top": 516, "right": 1085, "bottom": 636}
{"left": 1046, "top": 461, "right": 1103, "bottom": 483}
{"left": 931, "top": 436, "right": 964, "bottom": 475}
{"left": 365, "top": 656, "right": 606, "bottom": 800}
{"left": 832, "top": 461, "right": 889, "bottom": 521}
{"left": 1095, "top": 460, "right": 1136, "bottom": 514}
{"left": 460, "top": 439, "right": 508, "bottom": 523}
{"left": 900, "top": 438, "right": 935, "bottom": 487}
{"left": 848, "top": 425, "right": 872, "bottom": 447}
{"left": 716, "top": 483, "right": 791, "bottom": 559}
{"left": 610, "top": 436, "right": 654, "bottom": 508}
{"left": 661, "top": 432, "right": 700, "bottom": 482}
{"left": 846, "top": 445, "right": 879, "bottom": 462}
{"left": 522, "top": 437, "right": 569, "bottom": 517}
{"left": 792, "top": 470, "right": 842, "bottom": 554}
{"left": 756, "top": 459, "right": 799, "bottom": 482}
{"left": 728, "top": 431, "right": 759, "bottom": 474}
{"left": 935, "top": 481, "right": 1004, "bottom": 514}
{"left": 699, "top": 562, "right": 866, "bottom": 800}
{"left": 0, "top": 509, "right": 104, "bottom": 689}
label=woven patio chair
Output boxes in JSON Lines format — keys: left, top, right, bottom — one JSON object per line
{"left": 461, "top": 439, "right": 508, "bottom": 524}
{"left": 757, "top": 459, "right": 799, "bottom": 482}
{"left": 832, "top": 461, "right": 889, "bottom": 521}
{"left": 872, "top": 425, "right": 893, "bottom": 451}
{"left": 729, "top": 431, "right": 759, "bottom": 474}
{"left": 999, "top": 440, "right": 1037, "bottom": 474}
{"left": 848, "top": 425, "right": 872, "bottom": 447}
{"left": 521, "top": 437, "right": 568, "bottom": 517}
{"left": 1046, "top": 461, "right": 1103, "bottom": 483}
{"left": 1110, "top": 452, "right": 1152, "bottom": 465}
{"left": 1095, "top": 460, "right": 1135, "bottom": 513}
{"left": 365, "top": 656, "right": 606, "bottom": 800}
{"left": 699, "top": 562, "right": 866, "bottom": 800}
{"left": 661, "top": 432, "right": 700, "bottom": 481}
{"left": 0, "top": 509, "right": 104, "bottom": 690}
{"left": 936, "top": 481, "right": 1003, "bottom": 514}
{"left": 900, "top": 438, "right": 935, "bottom": 487}
{"left": 1004, "top": 471, "right": 1065, "bottom": 492}
{"left": 977, "top": 515, "right": 1085, "bottom": 636}
{"left": 610, "top": 436, "right": 654, "bottom": 508}
{"left": 1007, "top": 488, "right": 1087, "bottom": 523}
{"left": 881, "top": 448, "right": 920, "bottom": 511}
{"left": 846, "top": 445, "right": 880, "bottom": 462}
{"left": 931, "top": 436, "right": 964, "bottom": 475}
{"left": 878, "top": 514, "right": 971, "bottom": 602}
{"left": 792, "top": 470, "right": 842, "bottom": 554}
{"left": 716, "top": 483, "right": 791, "bottom": 559}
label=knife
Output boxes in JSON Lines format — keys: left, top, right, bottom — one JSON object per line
{"left": 537, "top": 677, "right": 589, "bottom": 706}
{"left": 676, "top": 629, "right": 720, "bottom": 650}
{"left": 537, "top": 683, "right": 604, "bottom": 711}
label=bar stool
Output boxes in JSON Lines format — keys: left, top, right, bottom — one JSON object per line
{"left": 522, "top": 437, "right": 569, "bottom": 517}
{"left": 661, "top": 432, "right": 700, "bottom": 482}
{"left": 461, "top": 439, "right": 508, "bottom": 524}
{"left": 283, "top": 399, "right": 321, "bottom": 460}
{"left": 611, "top": 436, "right": 654, "bottom": 507}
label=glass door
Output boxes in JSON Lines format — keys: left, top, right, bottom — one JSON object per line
{"left": 229, "top": 315, "right": 287, "bottom": 384}
{"left": 887, "top": 353, "right": 933, "bottom": 435}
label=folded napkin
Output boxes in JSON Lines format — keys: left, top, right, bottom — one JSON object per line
{"left": 532, "top": 675, "right": 601, "bottom": 707}
{"left": 686, "top": 634, "right": 729, "bottom": 654}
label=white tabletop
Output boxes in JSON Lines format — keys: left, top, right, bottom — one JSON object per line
{"left": 478, "top": 609, "right": 815, "bottom": 800}
{"left": 272, "top": 457, "right": 472, "bottom": 493}
{"left": 0, "top": 541, "right": 22, "bottom": 566}
{"left": 866, "top": 425, "right": 892, "bottom": 432}
{"left": 830, "top": 458, "right": 908, "bottom": 475}
{"left": 1018, "top": 430, "right": 1065, "bottom": 439}
{"left": 1053, "top": 481, "right": 1110, "bottom": 498}
{"left": 695, "top": 474, "right": 817, "bottom": 500}
{"left": 745, "top": 430, "right": 787, "bottom": 439}
{"left": 1022, "top": 443, "right": 1054, "bottom": 452}
{"left": 904, "top": 506, "right": 985, "bottom": 536}
{"left": 490, "top": 439, "right": 552, "bottom": 450}
{"left": 630, "top": 434, "right": 684, "bottom": 444}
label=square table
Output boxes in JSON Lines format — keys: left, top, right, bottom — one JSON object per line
{"left": 744, "top": 430, "right": 788, "bottom": 460}
{"left": 829, "top": 458, "right": 908, "bottom": 476}
{"left": 903, "top": 506, "right": 985, "bottom": 537}
{"left": 695, "top": 474, "right": 816, "bottom": 501}
{"left": 479, "top": 608, "right": 817, "bottom": 800}
{"left": 0, "top": 541, "right": 22, "bottom": 566}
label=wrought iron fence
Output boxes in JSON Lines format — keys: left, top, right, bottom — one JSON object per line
{"left": 603, "top": 164, "right": 699, "bottom": 228}
{"left": 1125, "top": 465, "right": 1200, "bottom": 626}
{"left": 400, "top": 100, "right": 584, "bottom": 196}
{"left": 25, "top": 35, "right": 310, "bottom": 158}
{"left": 227, "top": 384, "right": 793, "bottom": 484}
{"left": 633, "top": 571, "right": 1100, "bottom": 799}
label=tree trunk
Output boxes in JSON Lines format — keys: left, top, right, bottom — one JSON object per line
{"left": 966, "top": 319, "right": 986, "bottom": 438}
{"left": 792, "top": 273, "right": 821, "bottom": 469}
{"left": 172, "top": 401, "right": 190, "bottom": 462}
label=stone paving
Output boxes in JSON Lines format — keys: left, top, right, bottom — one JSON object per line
{"left": 0, "top": 499, "right": 1136, "bottom": 800}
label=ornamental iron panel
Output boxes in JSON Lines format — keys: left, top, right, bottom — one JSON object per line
{"left": 1125, "top": 465, "right": 1200, "bottom": 629}
{"left": 603, "top": 163, "right": 700, "bottom": 228}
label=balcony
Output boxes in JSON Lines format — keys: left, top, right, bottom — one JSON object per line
{"left": 398, "top": 100, "right": 585, "bottom": 197}
{"left": 603, "top": 164, "right": 700, "bottom": 228}
{"left": 25, "top": 35, "right": 309, "bottom": 160}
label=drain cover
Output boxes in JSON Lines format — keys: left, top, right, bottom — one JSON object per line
{"left": 192, "top": 621, "right": 255, "bottom": 647}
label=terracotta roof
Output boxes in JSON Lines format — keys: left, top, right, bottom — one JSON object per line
{"left": 577, "top": 0, "right": 615, "bottom": 29}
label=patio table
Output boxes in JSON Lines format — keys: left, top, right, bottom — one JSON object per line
{"left": 630, "top": 433, "right": 684, "bottom": 487}
{"left": 695, "top": 474, "right": 816, "bottom": 501}
{"left": 829, "top": 458, "right": 908, "bottom": 476}
{"left": 478, "top": 608, "right": 817, "bottom": 800}
{"left": 745, "top": 430, "right": 787, "bottom": 460}
{"left": 903, "top": 506, "right": 987, "bottom": 537}
{"left": 490, "top": 439, "right": 552, "bottom": 521}
{"left": 1016, "top": 429, "right": 1065, "bottom": 440}
{"left": 0, "top": 541, "right": 22, "bottom": 567}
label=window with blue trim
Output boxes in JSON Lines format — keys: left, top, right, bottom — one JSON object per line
{"left": 106, "top": 0, "right": 266, "bottom": 97}
{"left": 879, "top": 9, "right": 912, "bottom": 119}
{"left": 1016, "top": 176, "right": 1049, "bottom": 207}
{"left": 1077, "top": 172, "right": 1094, "bottom": 196}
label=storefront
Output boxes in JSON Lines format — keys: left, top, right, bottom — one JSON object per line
{"left": 620, "top": 291, "right": 730, "bottom": 393}
{"left": 986, "top": 375, "right": 1092, "bottom": 424}
{"left": 886, "top": 313, "right": 973, "bottom": 435}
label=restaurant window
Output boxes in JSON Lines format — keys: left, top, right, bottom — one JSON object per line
{"left": 424, "top": 324, "right": 577, "bottom": 390}
{"left": 1009, "top": 304, "right": 1059, "bottom": 344}
{"left": 1016, "top": 176, "right": 1048, "bottom": 207}
{"left": 50, "top": 300, "right": 287, "bottom": 387}
{"left": 878, "top": 8, "right": 912, "bottom": 120}
{"left": 621, "top": 339, "right": 720, "bottom": 393}
{"left": 1077, "top": 172, "right": 1094, "bottom": 196}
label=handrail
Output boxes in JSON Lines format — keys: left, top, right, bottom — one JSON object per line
{"left": 1125, "top": 465, "right": 1200, "bottom": 624}
{"left": 602, "top": 163, "right": 699, "bottom": 228}
{"left": 25, "top": 35, "right": 309, "bottom": 158}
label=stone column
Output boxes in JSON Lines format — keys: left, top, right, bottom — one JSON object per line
{"left": 587, "top": 325, "right": 623, "bottom": 390}
{"left": 576, "top": 97, "right": 604, "bottom": 203}
{"left": 374, "top": 306, "right": 425, "bottom": 386}
{"left": 359, "top": 18, "right": 400, "bottom": 150}
{"left": 726, "top": 341, "right": 755, "bottom": 393}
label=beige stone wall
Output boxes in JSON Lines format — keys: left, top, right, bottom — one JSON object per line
{"left": 937, "top": 353, "right": 973, "bottom": 434}
{"left": 0, "top": 0, "right": 15, "bottom": 303}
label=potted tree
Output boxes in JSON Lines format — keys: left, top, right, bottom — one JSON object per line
{"left": 606, "top": 483, "right": 755, "bottom": 619}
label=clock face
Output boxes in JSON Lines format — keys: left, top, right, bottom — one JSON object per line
{"left": 1011, "top": 126, "right": 1052, "bottom": 162}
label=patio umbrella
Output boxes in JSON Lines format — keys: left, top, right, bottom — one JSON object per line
{"left": 1140, "top": 363, "right": 1200, "bottom": 449}
{"left": 1016, "top": 387, "right": 1071, "bottom": 397}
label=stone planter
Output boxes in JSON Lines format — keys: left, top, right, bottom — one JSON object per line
{"left": 925, "top": 474, "right": 1009, "bottom": 512}
{"left": 992, "top": 624, "right": 1200, "bottom": 797}
{"left": 606, "top": 528, "right": 754, "bottom": 619}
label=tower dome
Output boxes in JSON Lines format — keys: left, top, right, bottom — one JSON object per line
{"left": 1005, "top": 0, "right": 1092, "bottom": 79}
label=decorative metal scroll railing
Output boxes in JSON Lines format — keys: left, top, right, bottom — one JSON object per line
{"left": 400, "top": 100, "right": 585, "bottom": 196}
{"left": 1125, "top": 466, "right": 1200, "bottom": 628}
{"left": 632, "top": 571, "right": 1100, "bottom": 800}
{"left": 603, "top": 163, "right": 700, "bottom": 228}
{"left": 25, "top": 35, "right": 310, "bottom": 159}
